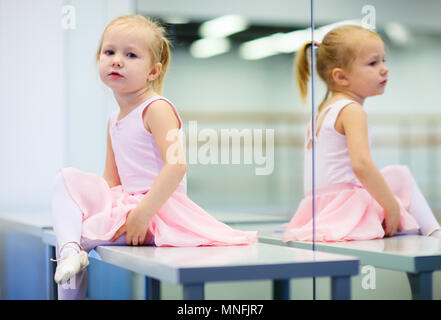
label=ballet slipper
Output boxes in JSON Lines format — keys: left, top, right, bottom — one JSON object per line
{"left": 54, "top": 251, "right": 89, "bottom": 285}
{"left": 52, "top": 241, "right": 90, "bottom": 285}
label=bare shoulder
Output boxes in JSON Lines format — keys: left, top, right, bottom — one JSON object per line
{"left": 339, "top": 102, "right": 366, "bottom": 122}
{"left": 144, "top": 99, "right": 180, "bottom": 131}
{"left": 341, "top": 102, "right": 365, "bottom": 114}
{"left": 336, "top": 102, "right": 367, "bottom": 134}
{"left": 145, "top": 99, "right": 174, "bottom": 115}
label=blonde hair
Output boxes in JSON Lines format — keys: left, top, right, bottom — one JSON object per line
{"left": 295, "top": 25, "right": 380, "bottom": 110}
{"left": 96, "top": 14, "right": 171, "bottom": 94}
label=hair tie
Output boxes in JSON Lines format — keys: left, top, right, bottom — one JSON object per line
{"left": 314, "top": 41, "right": 321, "bottom": 47}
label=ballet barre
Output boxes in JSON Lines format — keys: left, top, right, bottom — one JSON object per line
{"left": 236, "top": 223, "right": 441, "bottom": 300}
{"left": 42, "top": 228, "right": 359, "bottom": 300}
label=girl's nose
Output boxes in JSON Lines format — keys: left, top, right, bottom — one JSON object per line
{"left": 112, "top": 54, "right": 123, "bottom": 67}
{"left": 382, "top": 64, "right": 389, "bottom": 75}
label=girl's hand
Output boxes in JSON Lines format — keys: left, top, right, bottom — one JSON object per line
{"left": 111, "top": 207, "right": 151, "bottom": 245}
{"left": 383, "top": 208, "right": 402, "bottom": 237}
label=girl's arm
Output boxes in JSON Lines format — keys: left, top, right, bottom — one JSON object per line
{"left": 103, "top": 119, "right": 122, "bottom": 188}
{"left": 112, "top": 100, "right": 187, "bottom": 245}
{"left": 337, "top": 103, "right": 402, "bottom": 236}
{"left": 137, "top": 99, "right": 187, "bottom": 218}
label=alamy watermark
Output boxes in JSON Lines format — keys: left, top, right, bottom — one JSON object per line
{"left": 60, "top": 274, "right": 78, "bottom": 290}
{"left": 361, "top": 265, "right": 376, "bottom": 290}
{"left": 361, "top": 4, "right": 376, "bottom": 30}
{"left": 61, "top": 5, "right": 76, "bottom": 30}
{"left": 166, "top": 121, "right": 275, "bottom": 176}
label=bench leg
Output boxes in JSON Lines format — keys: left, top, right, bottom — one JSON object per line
{"left": 407, "top": 272, "right": 433, "bottom": 300}
{"left": 183, "top": 283, "right": 204, "bottom": 300}
{"left": 145, "top": 277, "right": 160, "bottom": 300}
{"left": 331, "top": 276, "right": 351, "bottom": 300}
{"left": 272, "top": 279, "right": 290, "bottom": 300}
{"left": 45, "top": 244, "right": 57, "bottom": 300}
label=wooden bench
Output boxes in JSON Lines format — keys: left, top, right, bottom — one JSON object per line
{"left": 42, "top": 229, "right": 359, "bottom": 300}
{"left": 236, "top": 223, "right": 441, "bottom": 300}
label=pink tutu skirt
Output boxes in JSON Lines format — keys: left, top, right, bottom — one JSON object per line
{"left": 282, "top": 165, "right": 420, "bottom": 242}
{"left": 60, "top": 168, "right": 257, "bottom": 247}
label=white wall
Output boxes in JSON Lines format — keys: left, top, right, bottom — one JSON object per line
{"left": 0, "top": 0, "right": 65, "bottom": 211}
{"left": 0, "top": 0, "right": 134, "bottom": 211}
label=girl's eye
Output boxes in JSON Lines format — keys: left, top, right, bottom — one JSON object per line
{"left": 369, "top": 61, "right": 377, "bottom": 66}
{"left": 127, "top": 53, "right": 137, "bottom": 58}
{"left": 104, "top": 50, "right": 114, "bottom": 55}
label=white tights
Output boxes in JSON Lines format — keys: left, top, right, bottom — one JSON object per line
{"left": 51, "top": 172, "right": 83, "bottom": 257}
{"left": 51, "top": 172, "right": 127, "bottom": 299}
{"left": 405, "top": 180, "right": 441, "bottom": 236}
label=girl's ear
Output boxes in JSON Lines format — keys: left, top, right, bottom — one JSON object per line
{"left": 331, "top": 68, "right": 349, "bottom": 87}
{"left": 147, "top": 62, "right": 162, "bottom": 82}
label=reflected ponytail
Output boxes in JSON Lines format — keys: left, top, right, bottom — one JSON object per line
{"left": 295, "top": 41, "right": 313, "bottom": 104}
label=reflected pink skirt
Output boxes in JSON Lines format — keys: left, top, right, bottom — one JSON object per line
{"left": 282, "top": 165, "right": 420, "bottom": 242}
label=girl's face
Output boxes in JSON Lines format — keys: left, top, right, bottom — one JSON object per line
{"left": 99, "top": 26, "right": 159, "bottom": 94}
{"left": 344, "top": 37, "right": 389, "bottom": 100}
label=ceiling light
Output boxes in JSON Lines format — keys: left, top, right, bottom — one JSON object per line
{"left": 384, "top": 22, "right": 410, "bottom": 46}
{"left": 239, "top": 19, "right": 364, "bottom": 61}
{"left": 276, "top": 29, "right": 311, "bottom": 53}
{"left": 199, "top": 14, "right": 249, "bottom": 38}
{"left": 163, "top": 17, "right": 190, "bottom": 24}
{"left": 239, "top": 33, "right": 281, "bottom": 60}
{"left": 190, "top": 38, "right": 231, "bottom": 58}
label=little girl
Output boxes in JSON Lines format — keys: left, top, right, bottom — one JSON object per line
{"left": 283, "top": 25, "right": 441, "bottom": 242}
{"left": 51, "top": 14, "right": 257, "bottom": 299}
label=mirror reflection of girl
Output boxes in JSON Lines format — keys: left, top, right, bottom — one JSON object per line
{"left": 51, "top": 14, "right": 257, "bottom": 299}
{"left": 283, "top": 25, "right": 441, "bottom": 242}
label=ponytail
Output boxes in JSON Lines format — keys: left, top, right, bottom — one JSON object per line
{"left": 295, "top": 41, "right": 313, "bottom": 104}
{"left": 295, "top": 41, "right": 330, "bottom": 111}
{"left": 152, "top": 37, "right": 171, "bottom": 95}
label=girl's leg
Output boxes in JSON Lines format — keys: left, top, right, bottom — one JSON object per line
{"left": 52, "top": 172, "right": 88, "bottom": 299}
{"left": 408, "top": 180, "right": 441, "bottom": 237}
{"left": 384, "top": 166, "right": 441, "bottom": 237}
{"left": 56, "top": 235, "right": 128, "bottom": 300}
{"left": 52, "top": 172, "right": 153, "bottom": 299}
{"left": 52, "top": 172, "right": 83, "bottom": 257}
